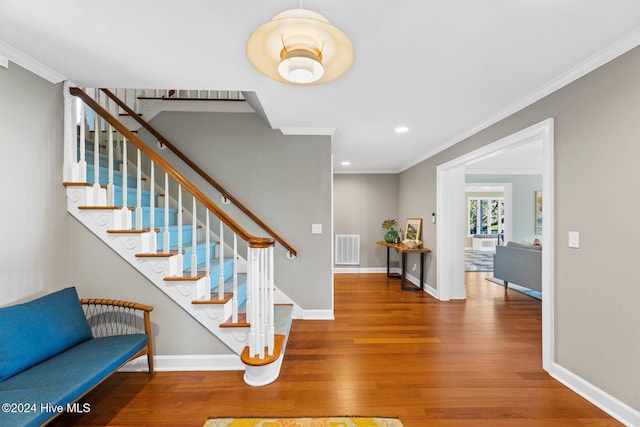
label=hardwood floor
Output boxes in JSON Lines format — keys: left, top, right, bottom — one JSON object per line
{"left": 52, "top": 273, "right": 621, "bottom": 426}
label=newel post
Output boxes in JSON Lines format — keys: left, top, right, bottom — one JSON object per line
{"left": 63, "top": 81, "right": 79, "bottom": 182}
{"left": 247, "top": 237, "right": 276, "bottom": 359}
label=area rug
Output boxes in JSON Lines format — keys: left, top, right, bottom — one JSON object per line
{"left": 465, "top": 248, "right": 494, "bottom": 272}
{"left": 204, "top": 416, "right": 403, "bottom": 427}
{"left": 485, "top": 276, "right": 542, "bottom": 300}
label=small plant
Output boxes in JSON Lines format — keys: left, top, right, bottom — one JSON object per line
{"left": 382, "top": 219, "right": 397, "bottom": 230}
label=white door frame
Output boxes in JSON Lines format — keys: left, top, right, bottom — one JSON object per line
{"left": 436, "top": 118, "right": 554, "bottom": 370}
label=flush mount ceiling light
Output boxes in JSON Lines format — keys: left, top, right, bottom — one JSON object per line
{"left": 246, "top": 8, "right": 354, "bottom": 85}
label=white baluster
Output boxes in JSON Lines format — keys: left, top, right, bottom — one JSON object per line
{"left": 93, "top": 110, "right": 101, "bottom": 204}
{"left": 218, "top": 220, "right": 224, "bottom": 300}
{"left": 149, "top": 162, "right": 156, "bottom": 252}
{"left": 78, "top": 101, "right": 86, "bottom": 182}
{"left": 246, "top": 246, "right": 253, "bottom": 326}
{"left": 121, "top": 136, "right": 130, "bottom": 229}
{"left": 162, "top": 172, "right": 170, "bottom": 254}
{"left": 62, "top": 82, "right": 75, "bottom": 182}
{"left": 267, "top": 245, "right": 275, "bottom": 356}
{"left": 177, "top": 185, "right": 183, "bottom": 273}
{"left": 135, "top": 149, "right": 142, "bottom": 229}
{"left": 205, "top": 210, "right": 211, "bottom": 280}
{"left": 121, "top": 137, "right": 128, "bottom": 208}
{"left": 106, "top": 124, "right": 114, "bottom": 205}
{"left": 191, "top": 196, "right": 197, "bottom": 277}
{"left": 232, "top": 233, "right": 238, "bottom": 323}
{"left": 259, "top": 249, "right": 266, "bottom": 359}
{"left": 248, "top": 247, "right": 258, "bottom": 357}
{"left": 114, "top": 131, "right": 122, "bottom": 162}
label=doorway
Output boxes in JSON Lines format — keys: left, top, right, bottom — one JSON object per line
{"left": 436, "top": 118, "right": 554, "bottom": 370}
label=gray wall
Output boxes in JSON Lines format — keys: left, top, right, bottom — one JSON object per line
{"left": 333, "top": 174, "right": 399, "bottom": 269}
{"left": 466, "top": 174, "right": 543, "bottom": 243}
{"left": 140, "top": 111, "right": 334, "bottom": 311}
{"left": 0, "top": 63, "right": 67, "bottom": 306}
{"left": 399, "top": 45, "right": 640, "bottom": 410}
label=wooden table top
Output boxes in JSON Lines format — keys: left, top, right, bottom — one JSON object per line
{"left": 376, "top": 240, "right": 432, "bottom": 253}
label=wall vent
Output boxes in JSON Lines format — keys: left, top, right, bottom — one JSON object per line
{"left": 335, "top": 234, "right": 360, "bottom": 265}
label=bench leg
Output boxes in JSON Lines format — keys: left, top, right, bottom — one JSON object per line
{"left": 143, "top": 311, "right": 154, "bottom": 374}
{"left": 504, "top": 281, "right": 509, "bottom": 294}
{"left": 147, "top": 351, "right": 154, "bottom": 374}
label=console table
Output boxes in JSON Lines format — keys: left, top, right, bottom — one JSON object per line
{"left": 376, "top": 241, "right": 431, "bottom": 291}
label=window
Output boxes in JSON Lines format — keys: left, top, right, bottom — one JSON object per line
{"left": 468, "top": 197, "right": 504, "bottom": 236}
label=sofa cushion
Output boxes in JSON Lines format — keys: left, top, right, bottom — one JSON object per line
{"left": 0, "top": 334, "right": 147, "bottom": 427}
{"left": 0, "top": 287, "right": 93, "bottom": 381}
{"left": 506, "top": 241, "right": 542, "bottom": 250}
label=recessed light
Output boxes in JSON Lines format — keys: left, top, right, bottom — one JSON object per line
{"left": 395, "top": 126, "right": 409, "bottom": 133}
{"left": 341, "top": 161, "right": 351, "bottom": 166}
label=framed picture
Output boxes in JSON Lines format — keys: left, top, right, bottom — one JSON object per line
{"left": 535, "top": 190, "right": 543, "bottom": 235}
{"left": 404, "top": 218, "right": 422, "bottom": 241}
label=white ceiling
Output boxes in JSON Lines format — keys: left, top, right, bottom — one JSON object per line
{"left": 2, "top": 1, "right": 640, "bottom": 173}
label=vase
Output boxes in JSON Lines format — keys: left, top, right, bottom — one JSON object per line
{"left": 384, "top": 229, "right": 398, "bottom": 243}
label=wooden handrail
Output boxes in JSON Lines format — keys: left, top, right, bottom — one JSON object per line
{"left": 100, "top": 88, "right": 297, "bottom": 258}
{"left": 70, "top": 87, "right": 274, "bottom": 249}
{"left": 81, "top": 298, "right": 153, "bottom": 313}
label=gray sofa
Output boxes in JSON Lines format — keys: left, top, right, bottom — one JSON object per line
{"left": 493, "top": 242, "right": 542, "bottom": 293}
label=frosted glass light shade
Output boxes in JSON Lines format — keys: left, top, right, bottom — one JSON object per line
{"left": 278, "top": 49, "right": 325, "bottom": 84}
{"left": 246, "top": 8, "right": 354, "bottom": 85}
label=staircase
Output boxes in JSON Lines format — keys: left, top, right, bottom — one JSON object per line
{"left": 62, "top": 85, "right": 294, "bottom": 386}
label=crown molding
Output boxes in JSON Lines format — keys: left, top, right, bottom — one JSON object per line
{"left": 0, "top": 40, "right": 66, "bottom": 83}
{"left": 402, "top": 27, "right": 640, "bottom": 173}
{"left": 0, "top": 53, "right": 8, "bottom": 69}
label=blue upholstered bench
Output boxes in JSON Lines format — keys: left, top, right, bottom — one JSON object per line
{"left": 0, "top": 287, "right": 153, "bottom": 426}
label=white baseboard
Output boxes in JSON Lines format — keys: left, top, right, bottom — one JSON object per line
{"left": 333, "top": 267, "right": 388, "bottom": 273}
{"left": 120, "top": 354, "right": 244, "bottom": 372}
{"left": 548, "top": 362, "right": 640, "bottom": 426}
{"left": 402, "top": 272, "right": 438, "bottom": 299}
{"left": 300, "top": 309, "right": 334, "bottom": 320}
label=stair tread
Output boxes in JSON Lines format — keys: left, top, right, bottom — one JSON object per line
{"left": 220, "top": 313, "right": 249, "bottom": 328}
{"left": 220, "top": 303, "right": 291, "bottom": 329}
{"left": 63, "top": 182, "right": 93, "bottom": 187}
{"left": 135, "top": 251, "right": 181, "bottom": 257}
{"left": 79, "top": 205, "right": 124, "bottom": 210}
{"left": 192, "top": 292, "right": 233, "bottom": 304}
{"left": 164, "top": 272, "right": 207, "bottom": 281}
{"left": 241, "top": 334, "right": 285, "bottom": 366}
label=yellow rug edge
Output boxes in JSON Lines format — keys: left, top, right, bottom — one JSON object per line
{"left": 204, "top": 416, "right": 404, "bottom": 427}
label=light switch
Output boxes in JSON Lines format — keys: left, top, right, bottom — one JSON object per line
{"left": 312, "top": 224, "right": 322, "bottom": 234}
{"left": 568, "top": 231, "right": 580, "bottom": 248}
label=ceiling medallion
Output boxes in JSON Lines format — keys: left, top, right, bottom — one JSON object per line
{"left": 246, "top": 8, "right": 354, "bottom": 85}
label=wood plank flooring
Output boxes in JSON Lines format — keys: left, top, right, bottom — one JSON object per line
{"left": 51, "top": 273, "right": 621, "bottom": 426}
